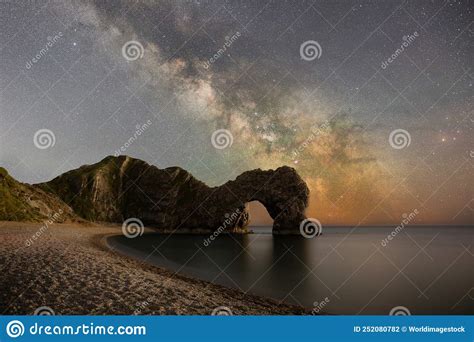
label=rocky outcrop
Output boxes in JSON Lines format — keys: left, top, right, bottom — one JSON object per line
{"left": 38, "top": 156, "right": 309, "bottom": 234}
{"left": 0, "top": 167, "right": 78, "bottom": 222}
{"left": 209, "top": 166, "right": 309, "bottom": 234}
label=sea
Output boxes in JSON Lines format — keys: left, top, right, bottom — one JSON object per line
{"left": 107, "top": 226, "right": 474, "bottom": 315}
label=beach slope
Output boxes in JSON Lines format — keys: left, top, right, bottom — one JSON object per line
{"left": 0, "top": 222, "right": 306, "bottom": 315}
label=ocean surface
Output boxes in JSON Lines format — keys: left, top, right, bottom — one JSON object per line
{"left": 107, "top": 226, "right": 473, "bottom": 315}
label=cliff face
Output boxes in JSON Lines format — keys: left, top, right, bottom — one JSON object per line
{"left": 37, "top": 157, "right": 127, "bottom": 222}
{"left": 3, "top": 156, "right": 309, "bottom": 234}
{"left": 0, "top": 167, "right": 77, "bottom": 222}
{"left": 39, "top": 156, "right": 309, "bottom": 234}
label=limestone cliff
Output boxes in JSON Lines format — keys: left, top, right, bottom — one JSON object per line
{"left": 4, "top": 156, "right": 309, "bottom": 234}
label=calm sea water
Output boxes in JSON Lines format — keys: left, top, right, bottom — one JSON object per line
{"left": 108, "top": 226, "right": 473, "bottom": 315}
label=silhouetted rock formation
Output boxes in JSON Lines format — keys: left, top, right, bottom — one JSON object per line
{"left": 6, "top": 156, "right": 309, "bottom": 234}
{"left": 212, "top": 166, "right": 309, "bottom": 234}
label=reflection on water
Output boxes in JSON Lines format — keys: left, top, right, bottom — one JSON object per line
{"left": 107, "top": 226, "right": 474, "bottom": 315}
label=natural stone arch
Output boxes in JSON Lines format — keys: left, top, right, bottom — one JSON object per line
{"left": 206, "top": 165, "right": 310, "bottom": 234}
{"left": 42, "top": 156, "right": 310, "bottom": 234}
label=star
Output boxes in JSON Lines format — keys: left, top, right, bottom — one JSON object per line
{"left": 0, "top": 0, "right": 471, "bottom": 226}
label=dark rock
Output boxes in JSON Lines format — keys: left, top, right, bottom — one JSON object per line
{"left": 37, "top": 156, "right": 309, "bottom": 234}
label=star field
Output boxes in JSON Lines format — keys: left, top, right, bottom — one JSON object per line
{"left": 0, "top": 0, "right": 472, "bottom": 225}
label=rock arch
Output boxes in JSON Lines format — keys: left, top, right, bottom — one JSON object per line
{"left": 205, "top": 166, "right": 310, "bottom": 234}
{"left": 42, "top": 156, "right": 310, "bottom": 234}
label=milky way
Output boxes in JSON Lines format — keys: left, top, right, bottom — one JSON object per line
{"left": 0, "top": 0, "right": 472, "bottom": 225}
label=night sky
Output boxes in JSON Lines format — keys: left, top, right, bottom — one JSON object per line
{"left": 0, "top": 0, "right": 472, "bottom": 225}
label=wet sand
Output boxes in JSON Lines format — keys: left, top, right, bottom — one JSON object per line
{"left": 0, "top": 221, "right": 307, "bottom": 315}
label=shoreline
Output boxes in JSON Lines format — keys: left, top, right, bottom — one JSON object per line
{"left": 0, "top": 221, "right": 309, "bottom": 315}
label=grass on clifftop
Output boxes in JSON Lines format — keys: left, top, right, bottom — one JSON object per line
{"left": 0, "top": 167, "right": 42, "bottom": 221}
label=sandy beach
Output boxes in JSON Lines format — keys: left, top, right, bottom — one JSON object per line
{"left": 0, "top": 222, "right": 307, "bottom": 315}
